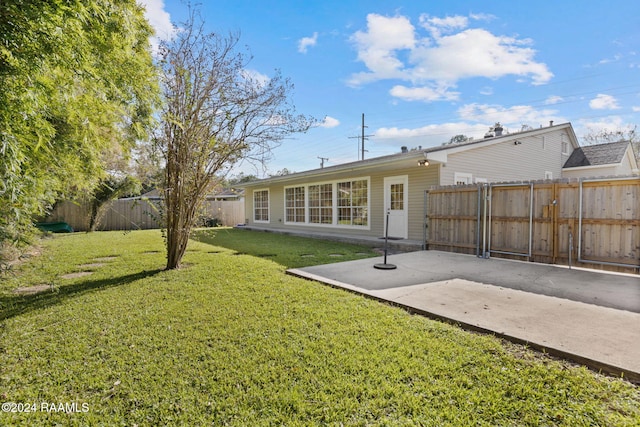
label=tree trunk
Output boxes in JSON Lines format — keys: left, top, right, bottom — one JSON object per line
{"left": 164, "top": 157, "right": 204, "bottom": 269}
{"left": 157, "top": 9, "right": 314, "bottom": 270}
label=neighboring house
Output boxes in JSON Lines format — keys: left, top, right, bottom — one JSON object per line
{"left": 134, "top": 188, "right": 244, "bottom": 201}
{"left": 210, "top": 188, "right": 245, "bottom": 201}
{"left": 562, "top": 140, "right": 639, "bottom": 179}
{"left": 242, "top": 122, "right": 581, "bottom": 242}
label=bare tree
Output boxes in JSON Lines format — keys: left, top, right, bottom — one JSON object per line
{"left": 157, "top": 10, "right": 314, "bottom": 269}
{"left": 583, "top": 125, "right": 639, "bottom": 162}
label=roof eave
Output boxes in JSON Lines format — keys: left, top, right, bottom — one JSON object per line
{"left": 241, "top": 151, "right": 428, "bottom": 187}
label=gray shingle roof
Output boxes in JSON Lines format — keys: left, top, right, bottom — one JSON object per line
{"left": 563, "top": 140, "right": 629, "bottom": 168}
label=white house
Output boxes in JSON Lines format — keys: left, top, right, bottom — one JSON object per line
{"left": 242, "top": 122, "right": 583, "bottom": 243}
{"left": 562, "top": 140, "right": 639, "bottom": 179}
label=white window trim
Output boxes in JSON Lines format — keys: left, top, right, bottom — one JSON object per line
{"left": 307, "top": 182, "right": 333, "bottom": 226}
{"left": 383, "top": 175, "right": 409, "bottom": 239}
{"left": 561, "top": 135, "right": 569, "bottom": 155}
{"left": 454, "top": 172, "right": 473, "bottom": 185}
{"left": 253, "top": 189, "right": 270, "bottom": 223}
{"left": 283, "top": 185, "right": 306, "bottom": 224}
{"left": 282, "top": 177, "right": 371, "bottom": 230}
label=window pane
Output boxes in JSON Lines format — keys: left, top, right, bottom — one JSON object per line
{"left": 285, "top": 187, "right": 305, "bottom": 222}
{"left": 254, "top": 190, "right": 269, "bottom": 221}
{"left": 336, "top": 180, "right": 368, "bottom": 226}
{"left": 309, "top": 183, "right": 333, "bottom": 224}
{"left": 390, "top": 183, "right": 403, "bottom": 210}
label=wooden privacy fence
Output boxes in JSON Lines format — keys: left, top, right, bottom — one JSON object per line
{"left": 426, "top": 177, "right": 639, "bottom": 273}
{"left": 45, "top": 199, "right": 245, "bottom": 232}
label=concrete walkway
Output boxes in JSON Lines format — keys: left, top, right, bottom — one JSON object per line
{"left": 287, "top": 251, "right": 640, "bottom": 382}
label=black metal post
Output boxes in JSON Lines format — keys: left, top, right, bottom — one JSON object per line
{"left": 374, "top": 210, "right": 397, "bottom": 270}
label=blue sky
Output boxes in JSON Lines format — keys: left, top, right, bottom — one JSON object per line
{"left": 141, "top": 0, "right": 640, "bottom": 177}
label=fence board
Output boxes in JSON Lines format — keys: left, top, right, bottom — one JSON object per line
{"left": 427, "top": 177, "right": 639, "bottom": 274}
{"left": 45, "top": 199, "right": 245, "bottom": 232}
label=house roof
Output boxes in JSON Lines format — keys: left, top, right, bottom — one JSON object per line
{"left": 135, "top": 188, "right": 243, "bottom": 200}
{"left": 242, "top": 122, "right": 579, "bottom": 187}
{"left": 563, "top": 140, "right": 630, "bottom": 168}
{"left": 212, "top": 188, "right": 245, "bottom": 199}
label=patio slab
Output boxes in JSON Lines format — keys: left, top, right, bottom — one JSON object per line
{"left": 288, "top": 250, "right": 640, "bottom": 382}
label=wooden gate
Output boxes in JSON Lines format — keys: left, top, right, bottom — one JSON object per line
{"left": 426, "top": 177, "right": 639, "bottom": 273}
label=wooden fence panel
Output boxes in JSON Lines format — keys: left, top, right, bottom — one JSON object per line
{"left": 97, "top": 199, "right": 163, "bottom": 231}
{"left": 47, "top": 201, "right": 89, "bottom": 231}
{"left": 427, "top": 177, "right": 639, "bottom": 274}
{"left": 199, "top": 200, "right": 245, "bottom": 227}
{"left": 531, "top": 183, "right": 553, "bottom": 261}
{"left": 489, "top": 185, "right": 532, "bottom": 255}
{"left": 427, "top": 186, "right": 479, "bottom": 253}
{"left": 579, "top": 179, "right": 639, "bottom": 268}
{"left": 45, "top": 199, "right": 245, "bottom": 232}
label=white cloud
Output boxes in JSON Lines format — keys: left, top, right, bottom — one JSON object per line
{"left": 372, "top": 100, "right": 568, "bottom": 147}
{"left": 409, "top": 29, "right": 552, "bottom": 85}
{"left": 240, "top": 69, "right": 270, "bottom": 87}
{"left": 479, "top": 86, "right": 493, "bottom": 96}
{"left": 421, "top": 15, "right": 469, "bottom": 29}
{"left": 545, "top": 95, "right": 564, "bottom": 105}
{"left": 319, "top": 116, "right": 340, "bottom": 128}
{"left": 298, "top": 32, "right": 319, "bottom": 53}
{"left": 469, "top": 13, "right": 497, "bottom": 22}
{"left": 589, "top": 94, "right": 621, "bottom": 110}
{"left": 577, "top": 116, "right": 626, "bottom": 132}
{"left": 390, "top": 84, "right": 459, "bottom": 102}
{"left": 348, "top": 12, "right": 553, "bottom": 99}
{"left": 598, "top": 54, "right": 622, "bottom": 65}
{"left": 374, "top": 122, "right": 489, "bottom": 147}
{"left": 138, "top": 0, "right": 177, "bottom": 51}
{"left": 348, "top": 14, "right": 416, "bottom": 85}
{"left": 419, "top": 14, "right": 468, "bottom": 38}
{"left": 575, "top": 116, "right": 632, "bottom": 141}
{"left": 457, "top": 103, "right": 564, "bottom": 128}
{"left": 632, "top": 106, "right": 640, "bottom": 112}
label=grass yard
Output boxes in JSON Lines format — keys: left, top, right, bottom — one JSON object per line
{"left": 0, "top": 229, "right": 638, "bottom": 426}
{"left": 191, "top": 227, "right": 379, "bottom": 269}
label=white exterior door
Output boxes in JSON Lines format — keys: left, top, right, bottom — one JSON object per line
{"left": 383, "top": 175, "right": 408, "bottom": 239}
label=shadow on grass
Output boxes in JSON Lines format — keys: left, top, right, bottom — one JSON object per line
{"left": 0, "top": 269, "right": 163, "bottom": 321}
{"left": 191, "top": 228, "right": 378, "bottom": 269}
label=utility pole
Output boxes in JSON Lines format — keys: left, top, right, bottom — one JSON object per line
{"left": 317, "top": 156, "right": 328, "bottom": 168}
{"left": 349, "top": 113, "right": 374, "bottom": 161}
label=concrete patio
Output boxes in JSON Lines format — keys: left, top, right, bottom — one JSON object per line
{"left": 288, "top": 250, "right": 640, "bottom": 383}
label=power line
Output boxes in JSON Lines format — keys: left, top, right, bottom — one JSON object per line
{"left": 349, "top": 113, "right": 374, "bottom": 160}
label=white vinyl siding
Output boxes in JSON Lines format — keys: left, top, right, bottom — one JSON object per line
{"left": 440, "top": 129, "right": 574, "bottom": 185}
{"left": 454, "top": 172, "right": 473, "bottom": 185}
{"left": 244, "top": 161, "right": 439, "bottom": 240}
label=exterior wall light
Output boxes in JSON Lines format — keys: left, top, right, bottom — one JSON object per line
{"left": 418, "top": 159, "right": 429, "bottom": 166}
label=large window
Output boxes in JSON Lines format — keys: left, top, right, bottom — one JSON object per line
{"left": 285, "top": 186, "right": 305, "bottom": 223}
{"left": 278, "top": 178, "right": 369, "bottom": 228}
{"left": 337, "top": 179, "right": 368, "bottom": 226}
{"left": 308, "top": 183, "right": 333, "bottom": 224}
{"left": 253, "top": 190, "right": 269, "bottom": 222}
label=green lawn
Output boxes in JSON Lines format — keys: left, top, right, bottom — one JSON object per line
{"left": 0, "top": 229, "right": 638, "bottom": 426}
{"left": 191, "top": 227, "right": 379, "bottom": 268}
